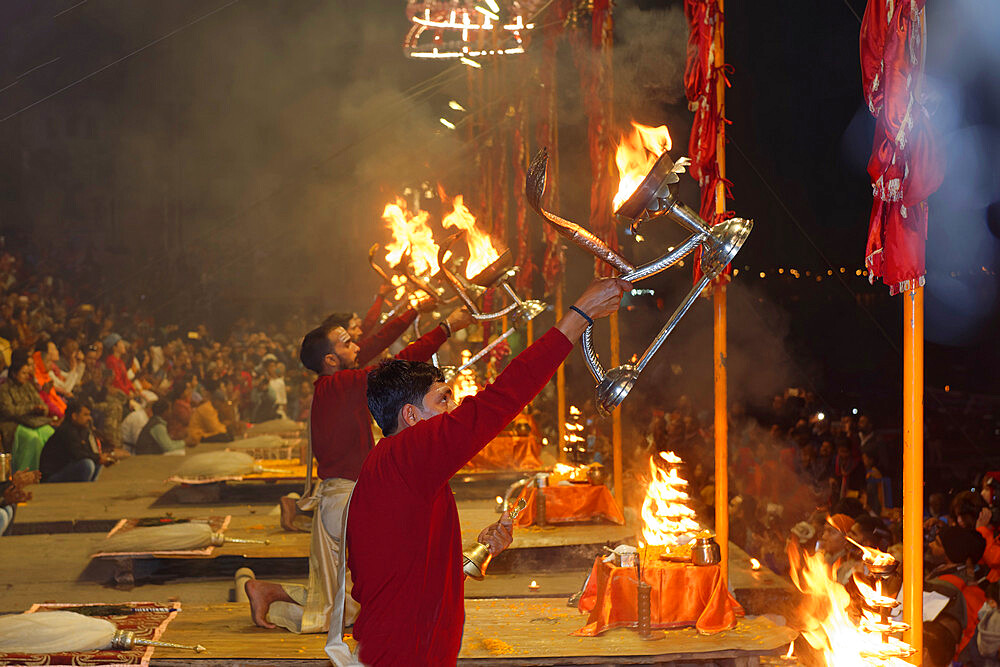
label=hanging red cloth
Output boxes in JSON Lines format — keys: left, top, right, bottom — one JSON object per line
{"left": 684, "top": 0, "right": 734, "bottom": 285}
{"left": 569, "top": 0, "right": 618, "bottom": 278}
{"left": 860, "top": 0, "right": 943, "bottom": 295}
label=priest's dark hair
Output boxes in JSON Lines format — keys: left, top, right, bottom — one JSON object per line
{"left": 367, "top": 359, "right": 444, "bottom": 436}
{"left": 321, "top": 312, "right": 355, "bottom": 331}
{"left": 299, "top": 325, "right": 335, "bottom": 374}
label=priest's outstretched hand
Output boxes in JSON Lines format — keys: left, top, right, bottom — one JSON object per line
{"left": 556, "top": 277, "right": 632, "bottom": 341}
{"left": 478, "top": 507, "right": 515, "bottom": 556}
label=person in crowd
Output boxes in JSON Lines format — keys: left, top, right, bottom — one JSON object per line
{"left": 103, "top": 334, "right": 135, "bottom": 397}
{"left": 39, "top": 402, "right": 117, "bottom": 482}
{"left": 242, "top": 300, "right": 472, "bottom": 643}
{"left": 210, "top": 376, "right": 243, "bottom": 438}
{"left": 120, "top": 391, "right": 158, "bottom": 452}
{"left": 52, "top": 335, "right": 84, "bottom": 396}
{"left": 0, "top": 351, "right": 56, "bottom": 472}
{"left": 834, "top": 440, "right": 865, "bottom": 500}
{"left": 31, "top": 338, "right": 66, "bottom": 417}
{"left": 341, "top": 277, "right": 627, "bottom": 665}
{"left": 167, "top": 383, "right": 193, "bottom": 441}
{"left": 188, "top": 378, "right": 233, "bottom": 443}
{"left": 957, "top": 581, "right": 1000, "bottom": 667}
{"left": 134, "top": 399, "right": 188, "bottom": 455}
{"left": 923, "top": 619, "right": 960, "bottom": 667}
{"left": 0, "top": 469, "right": 39, "bottom": 536}
{"left": 927, "top": 526, "right": 989, "bottom": 656}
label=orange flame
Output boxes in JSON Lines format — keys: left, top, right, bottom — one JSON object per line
{"left": 382, "top": 197, "right": 440, "bottom": 277}
{"left": 640, "top": 452, "right": 700, "bottom": 548}
{"left": 613, "top": 122, "right": 672, "bottom": 212}
{"left": 441, "top": 194, "right": 500, "bottom": 279}
{"left": 787, "top": 543, "right": 912, "bottom": 667}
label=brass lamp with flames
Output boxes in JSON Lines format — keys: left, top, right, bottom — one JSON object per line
{"left": 525, "top": 148, "right": 752, "bottom": 416}
{"left": 462, "top": 498, "right": 526, "bottom": 580}
{"left": 437, "top": 231, "right": 546, "bottom": 381}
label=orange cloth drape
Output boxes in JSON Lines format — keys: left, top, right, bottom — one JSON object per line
{"left": 464, "top": 433, "right": 542, "bottom": 472}
{"left": 575, "top": 557, "right": 743, "bottom": 636}
{"left": 514, "top": 484, "right": 625, "bottom": 528}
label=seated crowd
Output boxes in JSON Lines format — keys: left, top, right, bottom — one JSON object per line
{"left": 0, "top": 247, "right": 313, "bottom": 535}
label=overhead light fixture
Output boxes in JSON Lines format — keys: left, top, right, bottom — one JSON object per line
{"left": 448, "top": 100, "right": 466, "bottom": 111}
{"left": 439, "top": 118, "right": 456, "bottom": 130}
{"left": 459, "top": 56, "right": 481, "bottom": 68}
{"left": 473, "top": 6, "right": 499, "bottom": 21}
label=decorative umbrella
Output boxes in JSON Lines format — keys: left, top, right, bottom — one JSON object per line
{"left": 94, "top": 522, "right": 267, "bottom": 554}
{"left": 173, "top": 451, "right": 276, "bottom": 479}
{"left": 0, "top": 611, "right": 205, "bottom": 653}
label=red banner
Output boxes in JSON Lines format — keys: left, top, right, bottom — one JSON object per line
{"left": 860, "top": 0, "right": 942, "bottom": 295}
{"left": 685, "top": 0, "right": 733, "bottom": 284}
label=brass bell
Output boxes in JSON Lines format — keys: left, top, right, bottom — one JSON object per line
{"left": 462, "top": 498, "right": 526, "bottom": 580}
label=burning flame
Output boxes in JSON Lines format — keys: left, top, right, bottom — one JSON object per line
{"left": 613, "top": 122, "right": 672, "bottom": 212}
{"left": 750, "top": 558, "right": 762, "bottom": 571}
{"left": 640, "top": 452, "right": 700, "bottom": 548}
{"left": 441, "top": 194, "right": 500, "bottom": 279}
{"left": 382, "top": 198, "right": 440, "bottom": 276}
{"left": 787, "top": 543, "right": 913, "bottom": 667}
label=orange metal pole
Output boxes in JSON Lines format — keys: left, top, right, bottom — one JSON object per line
{"left": 712, "top": 0, "right": 729, "bottom": 585}
{"left": 903, "top": 286, "right": 924, "bottom": 662}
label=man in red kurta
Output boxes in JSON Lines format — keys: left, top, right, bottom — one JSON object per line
{"left": 345, "top": 277, "right": 629, "bottom": 665}
{"left": 279, "top": 293, "right": 438, "bottom": 530}
{"left": 245, "top": 302, "right": 472, "bottom": 637}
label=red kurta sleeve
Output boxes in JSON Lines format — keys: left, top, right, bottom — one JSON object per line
{"left": 385, "top": 328, "right": 572, "bottom": 498}
{"left": 360, "top": 294, "right": 386, "bottom": 334}
{"left": 394, "top": 325, "right": 447, "bottom": 363}
{"left": 356, "top": 309, "right": 418, "bottom": 366}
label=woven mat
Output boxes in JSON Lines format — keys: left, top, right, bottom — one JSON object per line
{"left": 0, "top": 601, "right": 180, "bottom": 666}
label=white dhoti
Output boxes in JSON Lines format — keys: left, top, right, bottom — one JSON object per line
{"left": 265, "top": 477, "right": 359, "bottom": 636}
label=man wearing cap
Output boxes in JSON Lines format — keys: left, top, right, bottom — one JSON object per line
{"left": 928, "top": 526, "right": 988, "bottom": 655}
{"left": 103, "top": 334, "right": 135, "bottom": 397}
{"left": 243, "top": 303, "right": 473, "bottom": 639}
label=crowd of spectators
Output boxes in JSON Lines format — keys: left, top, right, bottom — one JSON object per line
{"left": 0, "top": 246, "right": 317, "bottom": 534}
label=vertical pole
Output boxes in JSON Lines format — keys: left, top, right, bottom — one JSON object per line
{"left": 903, "top": 286, "right": 924, "bottom": 662}
{"left": 610, "top": 312, "right": 623, "bottom": 508}
{"left": 556, "top": 283, "right": 567, "bottom": 461}
{"left": 712, "top": 0, "right": 729, "bottom": 586}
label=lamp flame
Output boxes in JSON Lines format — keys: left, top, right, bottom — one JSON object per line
{"left": 612, "top": 122, "right": 672, "bottom": 212}
{"left": 382, "top": 197, "right": 440, "bottom": 277}
{"left": 640, "top": 452, "right": 700, "bottom": 549}
{"left": 441, "top": 194, "right": 500, "bottom": 279}
{"left": 787, "top": 543, "right": 913, "bottom": 667}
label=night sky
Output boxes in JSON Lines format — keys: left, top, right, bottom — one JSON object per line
{"left": 0, "top": 0, "right": 997, "bottom": 417}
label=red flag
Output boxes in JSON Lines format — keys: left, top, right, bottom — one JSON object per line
{"left": 861, "top": 0, "right": 943, "bottom": 295}
{"left": 684, "top": 0, "right": 733, "bottom": 285}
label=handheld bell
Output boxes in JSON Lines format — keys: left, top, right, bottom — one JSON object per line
{"left": 526, "top": 148, "right": 752, "bottom": 416}
{"left": 462, "top": 498, "right": 526, "bottom": 580}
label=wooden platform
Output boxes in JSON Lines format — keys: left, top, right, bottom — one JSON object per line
{"left": 150, "top": 600, "right": 795, "bottom": 665}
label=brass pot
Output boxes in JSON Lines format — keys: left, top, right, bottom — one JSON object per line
{"left": 691, "top": 537, "right": 721, "bottom": 566}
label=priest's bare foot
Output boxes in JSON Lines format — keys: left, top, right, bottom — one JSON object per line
{"left": 278, "top": 495, "right": 299, "bottom": 532}
{"left": 245, "top": 578, "right": 293, "bottom": 628}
